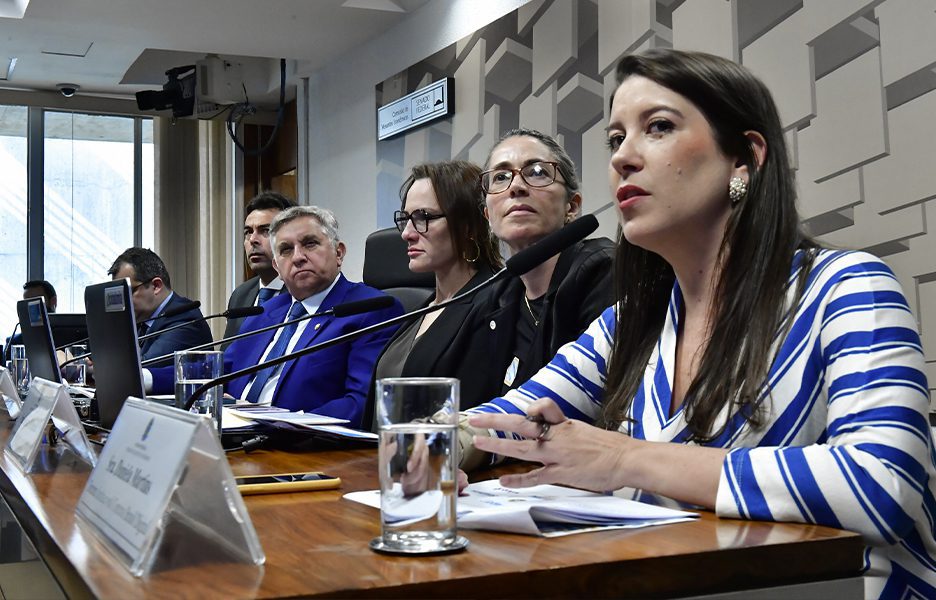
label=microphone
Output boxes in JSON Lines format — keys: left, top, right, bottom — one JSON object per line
{"left": 138, "top": 305, "right": 262, "bottom": 342}
{"left": 505, "top": 214, "right": 599, "bottom": 276}
{"left": 140, "top": 296, "right": 393, "bottom": 367}
{"left": 183, "top": 216, "right": 599, "bottom": 411}
{"left": 54, "top": 300, "right": 202, "bottom": 352}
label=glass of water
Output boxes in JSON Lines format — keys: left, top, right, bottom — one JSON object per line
{"left": 174, "top": 350, "right": 223, "bottom": 432}
{"left": 371, "top": 377, "right": 467, "bottom": 555}
{"left": 64, "top": 344, "right": 89, "bottom": 386}
{"left": 10, "top": 345, "right": 30, "bottom": 398}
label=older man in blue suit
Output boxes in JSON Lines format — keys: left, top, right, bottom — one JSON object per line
{"left": 150, "top": 206, "right": 403, "bottom": 428}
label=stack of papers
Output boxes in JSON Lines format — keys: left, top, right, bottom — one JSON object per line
{"left": 222, "top": 406, "right": 377, "bottom": 441}
{"left": 345, "top": 480, "right": 698, "bottom": 537}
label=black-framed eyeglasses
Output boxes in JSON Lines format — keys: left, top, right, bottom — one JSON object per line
{"left": 130, "top": 277, "right": 154, "bottom": 293}
{"left": 394, "top": 209, "right": 446, "bottom": 233}
{"left": 480, "top": 161, "right": 562, "bottom": 194}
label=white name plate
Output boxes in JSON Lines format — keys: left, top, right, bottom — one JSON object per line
{"left": 6, "top": 377, "right": 97, "bottom": 471}
{"left": 0, "top": 367, "right": 21, "bottom": 418}
{"left": 76, "top": 397, "right": 264, "bottom": 576}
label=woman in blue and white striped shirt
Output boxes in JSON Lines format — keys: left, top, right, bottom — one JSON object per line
{"left": 462, "top": 49, "right": 936, "bottom": 598}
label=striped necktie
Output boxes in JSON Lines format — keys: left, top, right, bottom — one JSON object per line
{"left": 244, "top": 301, "right": 307, "bottom": 404}
{"left": 257, "top": 286, "right": 277, "bottom": 306}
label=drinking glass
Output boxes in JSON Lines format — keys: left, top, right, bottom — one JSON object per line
{"left": 64, "top": 344, "right": 89, "bottom": 386}
{"left": 10, "top": 345, "right": 30, "bottom": 398}
{"left": 174, "top": 351, "right": 223, "bottom": 433}
{"left": 371, "top": 377, "right": 467, "bottom": 554}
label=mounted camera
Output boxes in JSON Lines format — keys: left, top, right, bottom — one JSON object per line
{"left": 56, "top": 83, "right": 80, "bottom": 97}
{"left": 135, "top": 65, "right": 196, "bottom": 118}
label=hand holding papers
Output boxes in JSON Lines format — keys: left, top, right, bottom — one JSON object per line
{"left": 346, "top": 479, "right": 698, "bottom": 537}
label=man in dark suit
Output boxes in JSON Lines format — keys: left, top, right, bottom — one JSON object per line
{"left": 150, "top": 206, "right": 403, "bottom": 427}
{"left": 223, "top": 191, "right": 295, "bottom": 342}
{"left": 108, "top": 247, "right": 212, "bottom": 363}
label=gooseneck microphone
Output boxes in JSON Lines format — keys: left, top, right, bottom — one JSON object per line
{"left": 183, "top": 215, "right": 600, "bottom": 411}
{"left": 139, "top": 297, "right": 394, "bottom": 367}
{"left": 54, "top": 300, "right": 202, "bottom": 353}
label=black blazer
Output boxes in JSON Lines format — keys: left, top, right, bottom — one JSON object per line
{"left": 365, "top": 266, "right": 504, "bottom": 427}
{"left": 485, "top": 237, "right": 616, "bottom": 392}
{"left": 139, "top": 292, "right": 213, "bottom": 364}
{"left": 223, "top": 276, "right": 260, "bottom": 341}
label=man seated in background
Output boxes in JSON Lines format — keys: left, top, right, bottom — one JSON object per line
{"left": 4, "top": 279, "right": 60, "bottom": 361}
{"left": 149, "top": 206, "right": 404, "bottom": 428}
{"left": 223, "top": 191, "right": 295, "bottom": 343}
{"left": 23, "top": 280, "right": 58, "bottom": 314}
{"left": 108, "top": 247, "right": 212, "bottom": 363}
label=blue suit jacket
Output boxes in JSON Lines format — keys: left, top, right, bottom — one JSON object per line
{"left": 152, "top": 274, "right": 403, "bottom": 428}
{"left": 140, "top": 293, "right": 213, "bottom": 364}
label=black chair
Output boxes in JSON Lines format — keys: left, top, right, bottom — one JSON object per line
{"left": 362, "top": 227, "right": 434, "bottom": 312}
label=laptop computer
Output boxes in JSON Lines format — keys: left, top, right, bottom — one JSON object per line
{"left": 48, "top": 313, "right": 89, "bottom": 348}
{"left": 16, "top": 297, "right": 63, "bottom": 384}
{"left": 84, "top": 279, "right": 146, "bottom": 429}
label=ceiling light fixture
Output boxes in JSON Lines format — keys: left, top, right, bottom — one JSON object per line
{"left": 0, "top": 57, "right": 17, "bottom": 80}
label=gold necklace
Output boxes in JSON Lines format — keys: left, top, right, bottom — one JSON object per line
{"left": 523, "top": 295, "right": 540, "bottom": 327}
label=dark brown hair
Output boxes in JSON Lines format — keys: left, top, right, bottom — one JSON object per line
{"left": 601, "top": 49, "right": 818, "bottom": 440}
{"left": 400, "top": 161, "right": 502, "bottom": 271}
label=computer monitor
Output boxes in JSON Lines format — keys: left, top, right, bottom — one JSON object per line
{"left": 48, "top": 313, "right": 89, "bottom": 348}
{"left": 16, "top": 297, "right": 63, "bottom": 384}
{"left": 84, "top": 279, "right": 145, "bottom": 428}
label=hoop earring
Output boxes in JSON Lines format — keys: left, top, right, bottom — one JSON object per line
{"left": 463, "top": 238, "right": 480, "bottom": 263}
{"left": 729, "top": 177, "right": 747, "bottom": 205}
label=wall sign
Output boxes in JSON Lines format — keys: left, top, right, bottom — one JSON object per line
{"left": 377, "top": 78, "right": 453, "bottom": 141}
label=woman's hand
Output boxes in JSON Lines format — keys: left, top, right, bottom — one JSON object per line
{"left": 468, "top": 398, "right": 632, "bottom": 493}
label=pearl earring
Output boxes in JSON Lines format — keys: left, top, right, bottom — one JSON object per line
{"left": 729, "top": 177, "right": 747, "bottom": 205}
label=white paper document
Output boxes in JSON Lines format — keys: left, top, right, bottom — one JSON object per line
{"left": 345, "top": 479, "right": 698, "bottom": 537}
{"left": 228, "top": 406, "right": 348, "bottom": 428}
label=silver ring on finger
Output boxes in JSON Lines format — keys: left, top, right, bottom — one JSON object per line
{"left": 536, "top": 421, "right": 551, "bottom": 442}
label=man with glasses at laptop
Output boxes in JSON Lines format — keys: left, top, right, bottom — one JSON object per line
{"left": 146, "top": 206, "right": 404, "bottom": 428}
{"left": 108, "top": 247, "right": 212, "bottom": 362}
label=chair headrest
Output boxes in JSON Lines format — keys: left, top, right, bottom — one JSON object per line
{"left": 362, "top": 227, "right": 435, "bottom": 290}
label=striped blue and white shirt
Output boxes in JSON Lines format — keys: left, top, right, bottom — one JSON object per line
{"left": 467, "top": 249, "right": 936, "bottom": 598}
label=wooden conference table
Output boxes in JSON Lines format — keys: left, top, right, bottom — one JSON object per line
{"left": 0, "top": 414, "right": 864, "bottom": 599}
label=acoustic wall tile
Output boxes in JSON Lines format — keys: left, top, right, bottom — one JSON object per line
{"left": 519, "top": 81, "right": 557, "bottom": 136}
{"left": 876, "top": 0, "right": 936, "bottom": 86}
{"left": 796, "top": 49, "right": 886, "bottom": 183}
{"left": 742, "top": 9, "right": 815, "bottom": 129}
{"left": 557, "top": 73, "right": 603, "bottom": 132}
{"left": 597, "top": 0, "right": 656, "bottom": 75}
{"left": 450, "top": 38, "right": 486, "bottom": 160}
{"left": 811, "top": 13, "right": 879, "bottom": 80}
{"left": 798, "top": 169, "right": 861, "bottom": 221}
{"left": 532, "top": 0, "right": 578, "bottom": 96}
{"left": 467, "top": 104, "right": 501, "bottom": 166}
{"left": 581, "top": 118, "right": 618, "bottom": 242}
{"left": 672, "top": 0, "right": 738, "bottom": 61}
{"left": 864, "top": 90, "right": 936, "bottom": 213}
{"left": 486, "top": 38, "right": 533, "bottom": 102}
{"left": 819, "top": 196, "right": 925, "bottom": 252}
{"left": 916, "top": 279, "right": 936, "bottom": 364}
{"left": 517, "top": 0, "right": 549, "bottom": 36}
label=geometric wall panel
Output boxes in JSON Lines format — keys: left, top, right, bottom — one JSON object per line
{"left": 486, "top": 38, "right": 533, "bottom": 102}
{"left": 557, "top": 73, "right": 603, "bottom": 133}
{"left": 876, "top": 0, "right": 936, "bottom": 86}
{"left": 450, "top": 38, "right": 486, "bottom": 159}
{"left": 742, "top": 10, "right": 815, "bottom": 129}
{"left": 520, "top": 81, "right": 558, "bottom": 137}
{"left": 532, "top": 0, "right": 578, "bottom": 96}
{"left": 796, "top": 49, "right": 886, "bottom": 183}
{"left": 864, "top": 90, "right": 936, "bottom": 212}
{"left": 672, "top": 0, "right": 738, "bottom": 61}
{"left": 598, "top": 0, "right": 658, "bottom": 75}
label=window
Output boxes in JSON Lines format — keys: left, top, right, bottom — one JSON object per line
{"left": 0, "top": 106, "right": 153, "bottom": 348}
